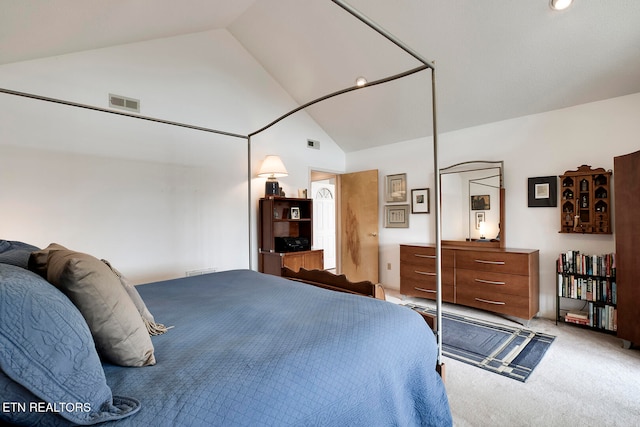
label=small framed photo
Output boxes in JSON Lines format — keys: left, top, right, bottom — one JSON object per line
{"left": 528, "top": 176, "right": 557, "bottom": 207}
{"left": 475, "top": 211, "right": 485, "bottom": 229}
{"left": 290, "top": 207, "right": 300, "bottom": 219}
{"left": 384, "top": 205, "right": 409, "bottom": 228}
{"left": 411, "top": 188, "right": 430, "bottom": 214}
{"left": 385, "top": 173, "right": 407, "bottom": 202}
{"left": 471, "top": 195, "right": 490, "bottom": 210}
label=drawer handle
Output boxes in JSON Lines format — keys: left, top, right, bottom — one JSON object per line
{"left": 415, "top": 287, "right": 436, "bottom": 293}
{"left": 475, "top": 298, "right": 505, "bottom": 305}
{"left": 414, "top": 254, "right": 436, "bottom": 259}
{"left": 415, "top": 270, "right": 436, "bottom": 276}
{"left": 475, "top": 259, "right": 505, "bottom": 265}
{"left": 474, "top": 279, "right": 506, "bottom": 285}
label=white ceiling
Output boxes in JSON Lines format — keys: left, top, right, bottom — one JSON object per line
{"left": 1, "top": 0, "right": 639, "bottom": 152}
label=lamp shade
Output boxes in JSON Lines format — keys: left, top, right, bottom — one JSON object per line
{"left": 258, "top": 155, "right": 288, "bottom": 178}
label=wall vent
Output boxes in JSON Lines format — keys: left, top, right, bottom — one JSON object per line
{"left": 307, "top": 139, "right": 320, "bottom": 150}
{"left": 109, "top": 94, "right": 140, "bottom": 113}
{"left": 185, "top": 267, "right": 218, "bottom": 277}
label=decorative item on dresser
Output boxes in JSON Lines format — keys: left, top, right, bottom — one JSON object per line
{"left": 614, "top": 150, "right": 640, "bottom": 348}
{"left": 400, "top": 244, "right": 540, "bottom": 320}
{"left": 559, "top": 165, "right": 612, "bottom": 234}
{"left": 258, "top": 197, "right": 323, "bottom": 276}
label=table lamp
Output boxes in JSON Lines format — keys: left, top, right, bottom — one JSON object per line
{"left": 258, "top": 155, "right": 288, "bottom": 196}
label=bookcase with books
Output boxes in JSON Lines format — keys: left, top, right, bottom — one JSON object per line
{"left": 556, "top": 250, "right": 617, "bottom": 333}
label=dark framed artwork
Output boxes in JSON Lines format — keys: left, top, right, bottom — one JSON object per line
{"left": 411, "top": 188, "right": 430, "bottom": 214}
{"left": 471, "top": 195, "right": 490, "bottom": 210}
{"left": 528, "top": 176, "right": 557, "bottom": 207}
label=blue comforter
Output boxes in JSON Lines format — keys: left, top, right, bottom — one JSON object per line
{"left": 101, "top": 269, "right": 451, "bottom": 426}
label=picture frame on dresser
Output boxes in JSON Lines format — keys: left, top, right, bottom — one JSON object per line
{"left": 528, "top": 176, "right": 557, "bottom": 207}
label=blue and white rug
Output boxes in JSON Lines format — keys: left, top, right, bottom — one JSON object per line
{"left": 405, "top": 304, "right": 555, "bottom": 382}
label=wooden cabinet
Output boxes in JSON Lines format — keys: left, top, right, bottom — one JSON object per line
{"left": 258, "top": 197, "right": 323, "bottom": 276}
{"left": 559, "top": 165, "right": 611, "bottom": 234}
{"left": 400, "top": 244, "right": 539, "bottom": 320}
{"left": 614, "top": 150, "right": 640, "bottom": 346}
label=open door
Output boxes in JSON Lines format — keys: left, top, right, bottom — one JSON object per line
{"left": 338, "top": 169, "right": 379, "bottom": 283}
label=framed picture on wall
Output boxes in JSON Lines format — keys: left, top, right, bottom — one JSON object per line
{"left": 411, "top": 188, "right": 430, "bottom": 213}
{"left": 528, "top": 176, "right": 557, "bottom": 207}
{"left": 385, "top": 173, "right": 407, "bottom": 202}
{"left": 471, "top": 195, "right": 490, "bottom": 210}
{"left": 384, "top": 205, "right": 409, "bottom": 228}
{"left": 475, "top": 211, "right": 485, "bottom": 229}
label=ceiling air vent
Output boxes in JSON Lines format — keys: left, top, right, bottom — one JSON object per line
{"left": 109, "top": 94, "right": 140, "bottom": 113}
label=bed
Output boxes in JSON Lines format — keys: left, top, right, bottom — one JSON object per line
{"left": 0, "top": 0, "right": 447, "bottom": 382}
{"left": 0, "top": 242, "right": 452, "bottom": 426}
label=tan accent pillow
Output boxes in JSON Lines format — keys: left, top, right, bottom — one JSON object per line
{"left": 101, "top": 259, "right": 169, "bottom": 336}
{"left": 28, "top": 243, "right": 156, "bottom": 367}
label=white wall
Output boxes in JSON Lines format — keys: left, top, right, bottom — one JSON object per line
{"left": 347, "top": 92, "right": 640, "bottom": 319}
{"left": 0, "top": 29, "right": 345, "bottom": 283}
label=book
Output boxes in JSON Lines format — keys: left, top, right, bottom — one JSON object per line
{"left": 566, "top": 310, "right": 588, "bottom": 320}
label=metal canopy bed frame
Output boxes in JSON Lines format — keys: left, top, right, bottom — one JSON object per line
{"left": 0, "top": 0, "right": 445, "bottom": 370}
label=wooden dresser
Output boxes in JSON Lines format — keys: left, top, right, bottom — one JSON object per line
{"left": 400, "top": 244, "right": 540, "bottom": 320}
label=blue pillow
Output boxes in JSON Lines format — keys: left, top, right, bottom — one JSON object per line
{"left": 0, "top": 240, "right": 40, "bottom": 269}
{"left": 0, "top": 263, "right": 140, "bottom": 425}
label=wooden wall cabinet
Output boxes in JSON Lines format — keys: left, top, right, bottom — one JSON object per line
{"left": 559, "top": 165, "right": 611, "bottom": 234}
{"left": 258, "top": 197, "right": 323, "bottom": 276}
{"left": 400, "top": 244, "right": 539, "bottom": 320}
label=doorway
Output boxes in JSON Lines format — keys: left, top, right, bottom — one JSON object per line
{"left": 310, "top": 170, "right": 337, "bottom": 271}
{"left": 310, "top": 169, "right": 379, "bottom": 283}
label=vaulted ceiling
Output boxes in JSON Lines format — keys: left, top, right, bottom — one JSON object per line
{"left": 2, "top": 0, "right": 639, "bottom": 152}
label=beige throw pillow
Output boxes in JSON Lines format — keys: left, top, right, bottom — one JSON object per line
{"left": 28, "top": 243, "right": 156, "bottom": 367}
{"left": 101, "top": 259, "right": 169, "bottom": 336}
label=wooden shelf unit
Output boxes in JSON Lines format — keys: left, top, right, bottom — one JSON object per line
{"left": 258, "top": 197, "right": 323, "bottom": 276}
{"left": 559, "top": 165, "right": 611, "bottom": 234}
{"left": 556, "top": 251, "right": 617, "bottom": 333}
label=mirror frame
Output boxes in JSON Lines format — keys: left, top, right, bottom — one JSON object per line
{"left": 439, "top": 160, "right": 505, "bottom": 248}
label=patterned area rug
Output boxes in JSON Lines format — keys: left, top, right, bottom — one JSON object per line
{"left": 405, "top": 304, "right": 555, "bottom": 382}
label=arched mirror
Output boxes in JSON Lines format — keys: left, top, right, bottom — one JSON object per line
{"left": 440, "top": 160, "right": 505, "bottom": 248}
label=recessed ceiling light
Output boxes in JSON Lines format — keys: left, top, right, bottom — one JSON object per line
{"left": 355, "top": 76, "right": 367, "bottom": 87}
{"left": 550, "top": 0, "right": 573, "bottom": 11}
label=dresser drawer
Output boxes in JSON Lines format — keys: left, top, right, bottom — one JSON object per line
{"left": 400, "top": 245, "right": 455, "bottom": 268}
{"left": 456, "top": 268, "right": 530, "bottom": 297}
{"left": 400, "top": 278, "right": 455, "bottom": 302}
{"left": 400, "top": 261, "right": 455, "bottom": 284}
{"left": 456, "top": 285, "right": 532, "bottom": 319}
{"left": 455, "top": 250, "right": 532, "bottom": 275}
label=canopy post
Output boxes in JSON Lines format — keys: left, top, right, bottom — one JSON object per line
{"left": 431, "top": 66, "right": 444, "bottom": 372}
